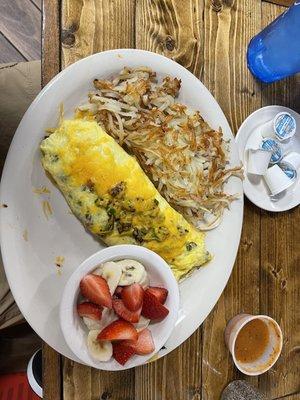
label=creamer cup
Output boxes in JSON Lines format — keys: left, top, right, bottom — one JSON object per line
{"left": 261, "top": 112, "right": 296, "bottom": 141}
{"left": 261, "top": 138, "right": 283, "bottom": 164}
{"left": 260, "top": 118, "right": 275, "bottom": 138}
{"left": 247, "top": 148, "right": 272, "bottom": 175}
{"left": 264, "top": 164, "right": 294, "bottom": 196}
{"left": 274, "top": 112, "right": 296, "bottom": 141}
{"left": 282, "top": 152, "right": 300, "bottom": 170}
{"left": 224, "top": 313, "right": 283, "bottom": 376}
{"left": 278, "top": 162, "right": 297, "bottom": 180}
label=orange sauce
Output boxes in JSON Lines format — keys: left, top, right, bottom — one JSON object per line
{"left": 235, "top": 319, "right": 269, "bottom": 363}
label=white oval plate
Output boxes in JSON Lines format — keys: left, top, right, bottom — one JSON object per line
{"left": 0, "top": 49, "right": 243, "bottom": 365}
{"left": 236, "top": 105, "right": 300, "bottom": 212}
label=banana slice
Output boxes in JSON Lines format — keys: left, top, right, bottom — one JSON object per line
{"left": 117, "top": 259, "right": 146, "bottom": 286}
{"left": 101, "top": 261, "right": 123, "bottom": 294}
{"left": 83, "top": 317, "right": 102, "bottom": 331}
{"left": 87, "top": 330, "right": 112, "bottom": 362}
{"left": 139, "top": 269, "right": 150, "bottom": 288}
{"left": 134, "top": 316, "right": 150, "bottom": 332}
{"left": 83, "top": 309, "right": 117, "bottom": 332}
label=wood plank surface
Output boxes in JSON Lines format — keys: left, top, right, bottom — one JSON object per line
{"left": 41, "top": 1, "right": 300, "bottom": 399}
{"left": 42, "top": 0, "right": 60, "bottom": 86}
{"left": 135, "top": 2, "right": 205, "bottom": 399}
{"left": 200, "top": 0, "right": 262, "bottom": 397}
{"left": 263, "top": 0, "right": 294, "bottom": 7}
{"left": 43, "top": 342, "right": 62, "bottom": 400}
{"left": 0, "top": 33, "right": 26, "bottom": 64}
{"left": 259, "top": 4, "right": 300, "bottom": 399}
{"left": 0, "top": 0, "right": 41, "bottom": 60}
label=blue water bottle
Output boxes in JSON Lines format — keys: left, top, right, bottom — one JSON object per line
{"left": 247, "top": 2, "right": 300, "bottom": 83}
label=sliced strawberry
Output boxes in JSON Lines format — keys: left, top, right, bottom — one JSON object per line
{"left": 77, "top": 302, "right": 102, "bottom": 320}
{"left": 114, "top": 286, "right": 123, "bottom": 298}
{"left": 98, "top": 320, "right": 138, "bottom": 341}
{"left": 80, "top": 274, "right": 112, "bottom": 308}
{"left": 121, "top": 283, "right": 144, "bottom": 311}
{"left": 113, "top": 299, "right": 141, "bottom": 323}
{"left": 146, "top": 287, "right": 168, "bottom": 304}
{"left": 113, "top": 342, "right": 135, "bottom": 366}
{"left": 123, "top": 328, "right": 155, "bottom": 355}
{"left": 142, "top": 290, "right": 169, "bottom": 320}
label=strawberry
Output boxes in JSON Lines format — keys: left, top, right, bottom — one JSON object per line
{"left": 146, "top": 287, "right": 168, "bottom": 304}
{"left": 142, "top": 290, "right": 169, "bottom": 320}
{"left": 77, "top": 302, "right": 102, "bottom": 320}
{"left": 121, "top": 283, "right": 144, "bottom": 311}
{"left": 123, "top": 328, "right": 155, "bottom": 355}
{"left": 80, "top": 274, "right": 112, "bottom": 308}
{"left": 98, "top": 320, "right": 138, "bottom": 341}
{"left": 113, "top": 299, "right": 141, "bottom": 323}
{"left": 114, "top": 286, "right": 123, "bottom": 298}
{"left": 113, "top": 342, "right": 135, "bottom": 366}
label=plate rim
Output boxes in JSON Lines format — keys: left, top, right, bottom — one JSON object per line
{"left": 0, "top": 48, "right": 244, "bottom": 366}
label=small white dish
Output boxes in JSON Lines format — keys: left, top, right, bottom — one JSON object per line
{"left": 60, "top": 244, "right": 179, "bottom": 370}
{"left": 225, "top": 313, "right": 283, "bottom": 376}
{"left": 236, "top": 105, "right": 300, "bottom": 212}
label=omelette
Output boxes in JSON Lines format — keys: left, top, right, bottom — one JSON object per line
{"left": 40, "top": 119, "right": 211, "bottom": 280}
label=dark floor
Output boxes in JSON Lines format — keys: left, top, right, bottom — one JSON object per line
{"left": 0, "top": 0, "right": 41, "bottom": 63}
{"left": 0, "top": 0, "right": 42, "bottom": 374}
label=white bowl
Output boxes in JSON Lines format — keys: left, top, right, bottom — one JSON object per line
{"left": 60, "top": 245, "right": 179, "bottom": 370}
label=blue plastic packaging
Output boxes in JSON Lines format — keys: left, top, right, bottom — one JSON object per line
{"left": 247, "top": 2, "right": 300, "bottom": 83}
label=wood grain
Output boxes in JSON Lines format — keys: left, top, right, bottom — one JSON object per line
{"left": 135, "top": 0, "right": 203, "bottom": 76}
{"left": 61, "top": 0, "right": 136, "bottom": 68}
{"left": 276, "top": 394, "right": 300, "bottom": 400}
{"left": 43, "top": 343, "right": 62, "bottom": 400}
{"left": 263, "top": 0, "right": 294, "bottom": 7}
{"left": 134, "top": 2, "right": 205, "bottom": 399}
{"left": 41, "top": 3, "right": 61, "bottom": 398}
{"left": 0, "top": 0, "right": 41, "bottom": 60}
{"left": 42, "top": 0, "right": 60, "bottom": 86}
{"left": 136, "top": 329, "right": 202, "bottom": 400}
{"left": 258, "top": 4, "right": 300, "bottom": 398}
{"left": 201, "top": 0, "right": 261, "bottom": 397}
{"left": 0, "top": 33, "right": 26, "bottom": 63}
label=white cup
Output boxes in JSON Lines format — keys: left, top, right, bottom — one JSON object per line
{"left": 282, "top": 152, "right": 300, "bottom": 171}
{"left": 264, "top": 164, "right": 294, "bottom": 196}
{"left": 260, "top": 118, "right": 275, "bottom": 139}
{"left": 225, "top": 313, "right": 283, "bottom": 376}
{"left": 247, "top": 148, "right": 272, "bottom": 176}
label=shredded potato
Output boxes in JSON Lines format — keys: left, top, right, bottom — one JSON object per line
{"left": 77, "top": 67, "right": 243, "bottom": 230}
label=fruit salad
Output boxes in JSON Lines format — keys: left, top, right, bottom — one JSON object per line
{"left": 77, "top": 259, "right": 170, "bottom": 365}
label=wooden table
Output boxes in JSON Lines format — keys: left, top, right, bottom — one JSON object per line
{"left": 42, "top": 1, "right": 300, "bottom": 399}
